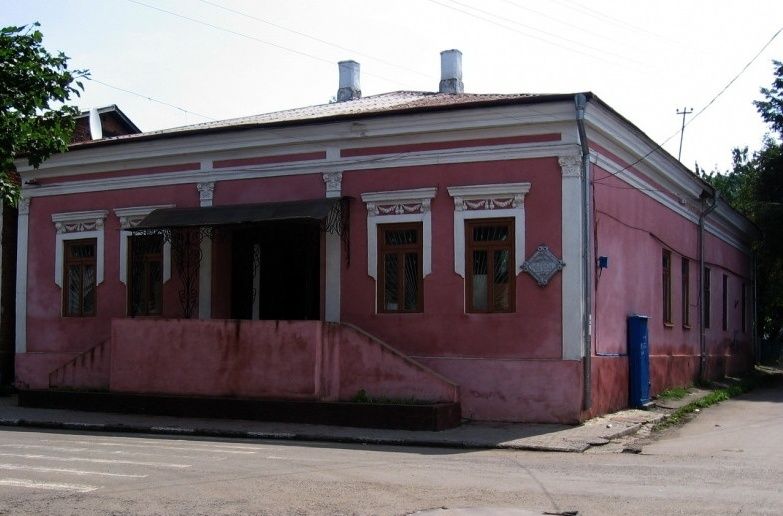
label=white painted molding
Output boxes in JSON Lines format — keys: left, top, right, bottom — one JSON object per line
{"left": 322, "top": 172, "right": 343, "bottom": 198}
{"left": 323, "top": 171, "right": 343, "bottom": 321}
{"left": 15, "top": 197, "right": 30, "bottom": 353}
{"left": 197, "top": 183, "right": 213, "bottom": 318}
{"left": 558, "top": 154, "right": 581, "bottom": 177}
{"left": 593, "top": 152, "right": 751, "bottom": 254}
{"left": 114, "top": 205, "right": 174, "bottom": 285}
{"left": 15, "top": 102, "right": 575, "bottom": 175}
{"left": 447, "top": 183, "right": 530, "bottom": 278}
{"left": 21, "top": 142, "right": 577, "bottom": 199}
{"left": 559, "top": 156, "right": 584, "bottom": 360}
{"left": 361, "top": 187, "right": 437, "bottom": 282}
{"left": 51, "top": 210, "right": 108, "bottom": 288}
{"left": 197, "top": 182, "right": 215, "bottom": 207}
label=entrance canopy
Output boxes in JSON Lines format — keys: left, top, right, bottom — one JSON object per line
{"left": 135, "top": 197, "right": 343, "bottom": 230}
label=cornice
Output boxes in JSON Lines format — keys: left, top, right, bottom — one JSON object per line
{"left": 22, "top": 142, "right": 577, "bottom": 199}
{"left": 16, "top": 102, "right": 576, "bottom": 177}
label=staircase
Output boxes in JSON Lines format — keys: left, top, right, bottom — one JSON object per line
{"left": 48, "top": 340, "right": 110, "bottom": 390}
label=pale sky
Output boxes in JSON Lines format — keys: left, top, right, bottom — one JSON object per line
{"left": 4, "top": 0, "right": 783, "bottom": 173}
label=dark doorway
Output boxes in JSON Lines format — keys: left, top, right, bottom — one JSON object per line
{"left": 230, "top": 221, "right": 320, "bottom": 320}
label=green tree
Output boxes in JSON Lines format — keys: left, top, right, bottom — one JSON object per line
{"left": 704, "top": 60, "right": 783, "bottom": 345}
{"left": 0, "top": 23, "right": 88, "bottom": 203}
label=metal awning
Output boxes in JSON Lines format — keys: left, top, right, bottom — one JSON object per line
{"left": 134, "top": 197, "right": 343, "bottom": 230}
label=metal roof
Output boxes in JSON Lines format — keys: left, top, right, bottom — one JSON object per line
{"left": 68, "top": 91, "right": 571, "bottom": 150}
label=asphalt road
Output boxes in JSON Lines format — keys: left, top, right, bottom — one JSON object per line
{"left": 0, "top": 381, "right": 781, "bottom": 515}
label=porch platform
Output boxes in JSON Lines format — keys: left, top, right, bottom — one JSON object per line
{"left": 17, "top": 389, "right": 461, "bottom": 431}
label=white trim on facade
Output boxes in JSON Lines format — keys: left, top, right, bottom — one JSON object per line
{"left": 15, "top": 197, "right": 30, "bottom": 353}
{"left": 592, "top": 152, "right": 752, "bottom": 254}
{"left": 558, "top": 154, "right": 585, "bottom": 360}
{"left": 323, "top": 172, "right": 343, "bottom": 322}
{"left": 197, "top": 182, "right": 214, "bottom": 320}
{"left": 20, "top": 142, "right": 577, "bottom": 200}
{"left": 114, "top": 205, "right": 174, "bottom": 286}
{"left": 361, "top": 188, "right": 438, "bottom": 286}
{"left": 51, "top": 210, "right": 108, "bottom": 288}
{"left": 447, "top": 183, "right": 530, "bottom": 279}
{"left": 15, "top": 103, "right": 576, "bottom": 176}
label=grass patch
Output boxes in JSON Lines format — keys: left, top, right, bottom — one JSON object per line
{"left": 653, "top": 378, "right": 756, "bottom": 432}
{"left": 656, "top": 386, "right": 690, "bottom": 400}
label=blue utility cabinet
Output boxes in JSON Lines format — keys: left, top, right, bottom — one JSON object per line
{"left": 627, "top": 314, "right": 651, "bottom": 407}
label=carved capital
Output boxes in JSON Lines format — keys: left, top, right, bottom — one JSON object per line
{"left": 197, "top": 182, "right": 215, "bottom": 207}
{"left": 18, "top": 197, "right": 30, "bottom": 216}
{"left": 322, "top": 171, "right": 343, "bottom": 198}
{"left": 558, "top": 155, "right": 582, "bottom": 178}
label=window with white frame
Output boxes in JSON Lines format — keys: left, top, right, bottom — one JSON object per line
{"left": 52, "top": 210, "right": 108, "bottom": 317}
{"left": 361, "top": 187, "right": 437, "bottom": 313}
{"left": 447, "top": 183, "right": 531, "bottom": 313}
{"left": 114, "top": 206, "right": 173, "bottom": 315}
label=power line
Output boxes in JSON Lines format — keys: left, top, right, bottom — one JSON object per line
{"left": 125, "top": 0, "right": 414, "bottom": 89}
{"left": 426, "top": 0, "right": 642, "bottom": 70}
{"left": 196, "top": 0, "right": 433, "bottom": 80}
{"left": 86, "top": 77, "right": 218, "bottom": 121}
{"left": 593, "top": 25, "right": 783, "bottom": 185}
{"left": 496, "top": 0, "right": 624, "bottom": 46}
{"left": 551, "top": 0, "right": 673, "bottom": 43}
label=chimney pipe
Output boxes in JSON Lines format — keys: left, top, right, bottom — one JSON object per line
{"left": 439, "top": 49, "right": 464, "bottom": 94}
{"left": 88, "top": 107, "right": 103, "bottom": 140}
{"left": 336, "top": 60, "right": 361, "bottom": 102}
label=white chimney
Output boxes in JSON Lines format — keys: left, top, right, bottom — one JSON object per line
{"left": 439, "top": 49, "right": 464, "bottom": 94}
{"left": 336, "top": 60, "right": 361, "bottom": 102}
{"left": 88, "top": 107, "right": 103, "bottom": 140}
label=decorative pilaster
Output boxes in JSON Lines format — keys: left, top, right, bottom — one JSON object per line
{"left": 15, "top": 196, "right": 30, "bottom": 353}
{"left": 558, "top": 154, "right": 582, "bottom": 178}
{"left": 196, "top": 182, "right": 214, "bottom": 318}
{"left": 559, "top": 153, "right": 585, "bottom": 360}
{"left": 197, "top": 182, "right": 215, "bottom": 207}
{"left": 322, "top": 172, "right": 343, "bottom": 199}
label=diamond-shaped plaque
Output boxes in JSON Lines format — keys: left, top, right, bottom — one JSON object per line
{"left": 521, "top": 245, "right": 565, "bottom": 286}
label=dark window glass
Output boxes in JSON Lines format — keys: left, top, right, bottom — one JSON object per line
{"left": 63, "top": 239, "right": 97, "bottom": 317}
{"left": 662, "top": 250, "right": 672, "bottom": 325}
{"left": 128, "top": 235, "right": 164, "bottom": 316}
{"left": 722, "top": 274, "right": 729, "bottom": 331}
{"left": 466, "top": 219, "right": 514, "bottom": 313}
{"left": 741, "top": 283, "right": 747, "bottom": 333}
{"left": 704, "top": 267, "right": 711, "bottom": 329}
{"left": 682, "top": 258, "right": 690, "bottom": 328}
{"left": 378, "top": 223, "right": 422, "bottom": 313}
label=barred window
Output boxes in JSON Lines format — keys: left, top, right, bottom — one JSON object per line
{"left": 128, "top": 235, "right": 163, "bottom": 316}
{"left": 63, "top": 239, "right": 97, "bottom": 317}
{"left": 377, "top": 223, "right": 422, "bottom": 313}
{"left": 682, "top": 258, "right": 691, "bottom": 328}
{"left": 662, "top": 250, "right": 672, "bottom": 325}
{"left": 466, "top": 219, "right": 514, "bottom": 313}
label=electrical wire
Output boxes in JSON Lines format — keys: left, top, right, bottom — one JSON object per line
{"left": 496, "top": 0, "right": 623, "bottom": 46}
{"left": 445, "top": 0, "right": 645, "bottom": 68}
{"left": 86, "top": 78, "right": 218, "bottom": 121}
{"left": 196, "top": 0, "right": 434, "bottom": 80}
{"left": 125, "top": 0, "right": 414, "bottom": 89}
{"left": 425, "top": 0, "right": 637, "bottom": 69}
{"left": 551, "top": 0, "right": 672, "bottom": 43}
{"left": 592, "top": 25, "right": 783, "bottom": 186}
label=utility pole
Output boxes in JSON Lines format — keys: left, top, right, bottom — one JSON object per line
{"left": 676, "top": 107, "right": 693, "bottom": 161}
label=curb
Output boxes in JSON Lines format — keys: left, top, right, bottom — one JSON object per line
{"left": 0, "top": 418, "right": 591, "bottom": 453}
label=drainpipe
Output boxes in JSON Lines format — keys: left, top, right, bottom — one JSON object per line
{"left": 575, "top": 93, "right": 592, "bottom": 410}
{"left": 698, "top": 190, "right": 718, "bottom": 381}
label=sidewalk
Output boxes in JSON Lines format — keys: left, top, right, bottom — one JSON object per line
{"left": 0, "top": 394, "right": 666, "bottom": 452}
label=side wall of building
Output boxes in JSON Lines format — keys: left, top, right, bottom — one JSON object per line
{"left": 588, "top": 159, "right": 753, "bottom": 416}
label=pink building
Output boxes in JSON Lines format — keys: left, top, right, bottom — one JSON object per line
{"left": 12, "top": 50, "right": 757, "bottom": 424}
